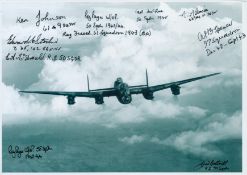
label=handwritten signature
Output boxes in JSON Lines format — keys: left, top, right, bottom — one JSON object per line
{"left": 194, "top": 159, "right": 229, "bottom": 171}
{"left": 179, "top": 7, "right": 217, "bottom": 21}
{"left": 197, "top": 20, "right": 246, "bottom": 56}
{"left": 7, "top": 33, "right": 58, "bottom": 45}
{"left": 8, "top": 145, "right": 52, "bottom": 159}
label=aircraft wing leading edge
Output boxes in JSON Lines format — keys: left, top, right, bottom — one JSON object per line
{"left": 129, "top": 72, "right": 221, "bottom": 94}
{"left": 19, "top": 89, "right": 117, "bottom": 98}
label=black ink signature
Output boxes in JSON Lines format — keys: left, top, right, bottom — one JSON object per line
{"left": 8, "top": 145, "right": 24, "bottom": 158}
{"left": 36, "top": 10, "right": 66, "bottom": 27}
{"left": 85, "top": 10, "right": 103, "bottom": 22}
{"left": 5, "top": 52, "right": 81, "bottom": 62}
{"left": 8, "top": 145, "right": 52, "bottom": 160}
{"left": 197, "top": 20, "right": 233, "bottom": 41}
{"left": 179, "top": 7, "right": 217, "bottom": 21}
{"left": 196, "top": 19, "right": 246, "bottom": 56}
{"left": 194, "top": 160, "right": 229, "bottom": 171}
{"left": 16, "top": 16, "right": 29, "bottom": 23}
{"left": 7, "top": 33, "right": 58, "bottom": 45}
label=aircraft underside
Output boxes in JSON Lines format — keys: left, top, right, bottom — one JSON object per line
{"left": 19, "top": 71, "right": 220, "bottom": 106}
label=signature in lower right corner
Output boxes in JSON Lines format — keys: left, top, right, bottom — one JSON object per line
{"left": 194, "top": 159, "right": 229, "bottom": 171}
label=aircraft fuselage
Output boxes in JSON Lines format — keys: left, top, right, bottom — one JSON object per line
{"left": 114, "top": 77, "right": 132, "bottom": 104}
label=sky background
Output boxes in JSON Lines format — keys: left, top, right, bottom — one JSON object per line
{"left": 2, "top": 1, "right": 243, "bottom": 172}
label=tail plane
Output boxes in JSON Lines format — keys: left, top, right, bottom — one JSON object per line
{"left": 87, "top": 74, "right": 90, "bottom": 92}
{"left": 146, "top": 69, "right": 149, "bottom": 87}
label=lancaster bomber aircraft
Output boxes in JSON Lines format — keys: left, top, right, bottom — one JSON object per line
{"left": 20, "top": 70, "right": 220, "bottom": 105}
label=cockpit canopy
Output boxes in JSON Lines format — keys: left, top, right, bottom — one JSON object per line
{"left": 114, "top": 77, "right": 123, "bottom": 87}
{"left": 116, "top": 77, "right": 123, "bottom": 83}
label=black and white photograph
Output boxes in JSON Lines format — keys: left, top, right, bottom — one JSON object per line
{"left": 1, "top": 0, "right": 246, "bottom": 173}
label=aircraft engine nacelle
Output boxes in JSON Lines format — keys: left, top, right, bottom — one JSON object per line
{"left": 170, "top": 85, "right": 180, "bottom": 95}
{"left": 67, "top": 95, "right": 75, "bottom": 105}
{"left": 119, "top": 94, "right": 132, "bottom": 104}
{"left": 95, "top": 95, "right": 104, "bottom": 104}
{"left": 143, "top": 90, "right": 154, "bottom": 100}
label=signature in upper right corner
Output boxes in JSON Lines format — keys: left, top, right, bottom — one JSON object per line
{"left": 179, "top": 7, "right": 217, "bottom": 22}
{"left": 194, "top": 159, "right": 229, "bottom": 171}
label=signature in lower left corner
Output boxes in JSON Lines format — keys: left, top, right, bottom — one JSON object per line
{"left": 8, "top": 145, "right": 53, "bottom": 159}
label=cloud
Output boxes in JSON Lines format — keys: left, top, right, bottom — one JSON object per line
{"left": 2, "top": 82, "right": 78, "bottom": 124}
{"left": 2, "top": 82, "right": 47, "bottom": 116}
{"left": 187, "top": 106, "right": 207, "bottom": 118}
{"left": 151, "top": 111, "right": 241, "bottom": 157}
{"left": 31, "top": 60, "right": 84, "bottom": 91}
{"left": 119, "top": 135, "right": 146, "bottom": 145}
